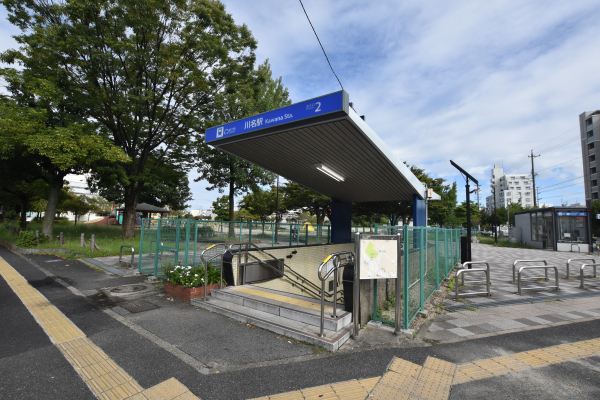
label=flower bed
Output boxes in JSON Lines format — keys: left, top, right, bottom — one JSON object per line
{"left": 165, "top": 281, "right": 222, "bottom": 303}
{"left": 164, "top": 265, "right": 225, "bottom": 303}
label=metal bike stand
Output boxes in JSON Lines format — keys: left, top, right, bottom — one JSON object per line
{"left": 455, "top": 261, "right": 491, "bottom": 301}
{"left": 517, "top": 265, "right": 559, "bottom": 295}
{"left": 119, "top": 245, "right": 135, "bottom": 268}
{"left": 513, "top": 259, "right": 548, "bottom": 283}
{"left": 566, "top": 258, "right": 596, "bottom": 279}
{"left": 571, "top": 244, "right": 581, "bottom": 253}
{"left": 579, "top": 263, "right": 599, "bottom": 289}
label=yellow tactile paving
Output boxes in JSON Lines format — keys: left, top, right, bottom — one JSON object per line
{"left": 233, "top": 286, "right": 335, "bottom": 313}
{"left": 453, "top": 337, "right": 600, "bottom": 385}
{"left": 0, "top": 256, "right": 199, "bottom": 400}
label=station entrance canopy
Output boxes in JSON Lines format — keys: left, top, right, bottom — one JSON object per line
{"left": 206, "top": 91, "right": 426, "bottom": 202}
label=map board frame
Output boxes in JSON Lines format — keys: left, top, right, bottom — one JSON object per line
{"left": 357, "top": 235, "right": 401, "bottom": 280}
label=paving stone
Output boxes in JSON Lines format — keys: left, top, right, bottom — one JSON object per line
{"left": 447, "top": 327, "right": 475, "bottom": 337}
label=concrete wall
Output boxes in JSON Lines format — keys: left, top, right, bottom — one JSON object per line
{"left": 557, "top": 243, "right": 590, "bottom": 253}
{"left": 515, "top": 214, "right": 531, "bottom": 243}
{"left": 231, "top": 243, "right": 354, "bottom": 298}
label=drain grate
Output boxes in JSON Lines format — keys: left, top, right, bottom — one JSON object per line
{"left": 119, "top": 299, "right": 160, "bottom": 313}
{"left": 110, "top": 284, "right": 148, "bottom": 294}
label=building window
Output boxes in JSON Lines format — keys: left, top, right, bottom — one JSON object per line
{"left": 523, "top": 181, "right": 529, "bottom": 184}
{"left": 506, "top": 192, "right": 511, "bottom": 196}
{"left": 526, "top": 186, "right": 532, "bottom": 190}
{"left": 526, "top": 198, "right": 531, "bottom": 202}
{"left": 591, "top": 167, "right": 597, "bottom": 175}
{"left": 593, "top": 180, "right": 598, "bottom": 187}
{"left": 510, "top": 187, "right": 515, "bottom": 190}
{"left": 589, "top": 130, "right": 594, "bottom": 139}
{"left": 557, "top": 214, "right": 588, "bottom": 244}
{"left": 590, "top": 155, "right": 596, "bottom": 162}
{"left": 511, "top": 177, "right": 515, "bottom": 180}
{"left": 593, "top": 192, "right": 599, "bottom": 200}
{"left": 516, "top": 187, "right": 521, "bottom": 190}
{"left": 589, "top": 143, "right": 595, "bottom": 150}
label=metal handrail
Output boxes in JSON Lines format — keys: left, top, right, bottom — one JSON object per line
{"left": 579, "top": 264, "right": 599, "bottom": 289}
{"left": 517, "top": 265, "right": 559, "bottom": 295}
{"left": 512, "top": 259, "right": 548, "bottom": 283}
{"left": 571, "top": 244, "right": 581, "bottom": 253}
{"left": 228, "top": 242, "right": 338, "bottom": 300}
{"left": 566, "top": 258, "right": 596, "bottom": 279}
{"left": 119, "top": 245, "right": 135, "bottom": 268}
{"left": 199, "top": 243, "right": 227, "bottom": 301}
{"left": 455, "top": 261, "right": 491, "bottom": 300}
{"left": 317, "top": 251, "right": 354, "bottom": 337}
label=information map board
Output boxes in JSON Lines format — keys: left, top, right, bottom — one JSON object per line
{"left": 359, "top": 235, "right": 398, "bottom": 279}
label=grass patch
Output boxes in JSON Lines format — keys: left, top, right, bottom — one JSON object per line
{"left": 477, "top": 235, "right": 536, "bottom": 249}
{"left": 465, "top": 306, "right": 477, "bottom": 311}
{"left": 543, "top": 298, "right": 563, "bottom": 302}
{"left": 0, "top": 222, "right": 139, "bottom": 259}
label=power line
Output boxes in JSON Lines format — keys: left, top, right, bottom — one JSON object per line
{"left": 536, "top": 135, "right": 579, "bottom": 155}
{"left": 538, "top": 181, "right": 584, "bottom": 193}
{"left": 536, "top": 157, "right": 582, "bottom": 174}
{"left": 539, "top": 191, "right": 585, "bottom": 200}
{"left": 531, "top": 126, "right": 578, "bottom": 153}
{"left": 538, "top": 176, "right": 584, "bottom": 189}
{"left": 298, "top": 0, "right": 344, "bottom": 91}
{"left": 504, "top": 132, "right": 580, "bottom": 174}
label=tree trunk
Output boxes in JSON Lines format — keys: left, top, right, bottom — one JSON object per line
{"left": 74, "top": 212, "right": 78, "bottom": 227}
{"left": 228, "top": 177, "right": 235, "bottom": 237}
{"left": 20, "top": 201, "right": 28, "bottom": 229}
{"left": 42, "top": 181, "right": 62, "bottom": 241}
{"left": 122, "top": 182, "right": 140, "bottom": 238}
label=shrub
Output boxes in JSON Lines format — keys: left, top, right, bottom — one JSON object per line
{"left": 165, "top": 264, "right": 224, "bottom": 288}
{"left": 197, "top": 226, "right": 214, "bottom": 238}
{"left": 17, "top": 231, "right": 37, "bottom": 248}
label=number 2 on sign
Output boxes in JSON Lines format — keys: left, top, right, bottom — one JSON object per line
{"left": 315, "top": 102, "right": 321, "bottom": 112}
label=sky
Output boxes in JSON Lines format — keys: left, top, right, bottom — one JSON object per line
{"left": 2, "top": 0, "right": 600, "bottom": 211}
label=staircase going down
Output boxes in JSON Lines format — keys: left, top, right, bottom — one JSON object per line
{"left": 191, "top": 285, "right": 353, "bottom": 351}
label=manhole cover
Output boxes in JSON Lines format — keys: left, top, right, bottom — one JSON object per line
{"left": 119, "top": 299, "right": 160, "bottom": 313}
{"left": 110, "top": 285, "right": 148, "bottom": 294}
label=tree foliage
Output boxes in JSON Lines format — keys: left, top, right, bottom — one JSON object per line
{"left": 196, "top": 60, "right": 290, "bottom": 230}
{"left": 282, "top": 182, "right": 331, "bottom": 226}
{"left": 2, "top": 0, "right": 258, "bottom": 237}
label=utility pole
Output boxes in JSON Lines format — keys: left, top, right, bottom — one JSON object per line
{"left": 274, "top": 175, "right": 279, "bottom": 243}
{"left": 529, "top": 150, "right": 540, "bottom": 208}
{"left": 493, "top": 185, "right": 498, "bottom": 244}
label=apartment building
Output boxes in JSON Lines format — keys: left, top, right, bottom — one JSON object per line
{"left": 579, "top": 110, "right": 600, "bottom": 207}
{"left": 485, "top": 164, "right": 535, "bottom": 212}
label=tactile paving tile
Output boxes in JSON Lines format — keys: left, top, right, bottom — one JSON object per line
{"left": 369, "top": 384, "right": 410, "bottom": 400}
{"left": 233, "top": 286, "right": 335, "bottom": 313}
{"left": 388, "top": 357, "right": 422, "bottom": 377}
{"left": 422, "top": 357, "right": 456, "bottom": 376}
{"left": 378, "top": 371, "right": 418, "bottom": 392}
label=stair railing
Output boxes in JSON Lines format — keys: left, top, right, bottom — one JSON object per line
{"left": 317, "top": 251, "right": 354, "bottom": 337}
{"left": 199, "top": 243, "right": 228, "bottom": 301}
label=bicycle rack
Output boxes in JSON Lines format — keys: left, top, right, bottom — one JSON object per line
{"left": 579, "top": 263, "right": 599, "bottom": 289}
{"left": 517, "top": 265, "right": 559, "bottom": 295}
{"left": 455, "top": 261, "right": 491, "bottom": 301}
{"left": 119, "top": 245, "right": 135, "bottom": 268}
{"left": 566, "top": 258, "right": 596, "bottom": 279}
{"left": 513, "top": 259, "right": 548, "bottom": 283}
{"left": 571, "top": 244, "right": 581, "bottom": 253}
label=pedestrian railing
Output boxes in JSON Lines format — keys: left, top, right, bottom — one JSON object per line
{"left": 512, "top": 259, "right": 548, "bottom": 283}
{"left": 579, "top": 264, "right": 599, "bottom": 289}
{"left": 317, "top": 251, "right": 354, "bottom": 337}
{"left": 198, "top": 243, "right": 228, "bottom": 301}
{"left": 454, "top": 261, "right": 491, "bottom": 300}
{"left": 517, "top": 265, "right": 559, "bottom": 295}
{"left": 566, "top": 258, "right": 596, "bottom": 279}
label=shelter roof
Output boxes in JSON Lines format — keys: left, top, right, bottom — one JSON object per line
{"left": 206, "top": 91, "right": 427, "bottom": 202}
{"left": 115, "top": 203, "right": 170, "bottom": 213}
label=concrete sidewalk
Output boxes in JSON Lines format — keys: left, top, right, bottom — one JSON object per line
{"left": 3, "top": 243, "right": 600, "bottom": 399}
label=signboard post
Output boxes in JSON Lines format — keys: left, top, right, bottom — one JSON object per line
{"left": 353, "top": 232, "right": 403, "bottom": 337}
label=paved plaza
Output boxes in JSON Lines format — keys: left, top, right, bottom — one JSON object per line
{"left": 425, "top": 243, "right": 600, "bottom": 342}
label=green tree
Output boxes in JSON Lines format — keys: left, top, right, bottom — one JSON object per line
{"left": 196, "top": 61, "right": 289, "bottom": 233}
{"left": 591, "top": 200, "right": 600, "bottom": 233}
{"left": 431, "top": 182, "right": 458, "bottom": 227}
{"left": 0, "top": 96, "right": 127, "bottom": 238}
{"left": 212, "top": 195, "right": 230, "bottom": 222}
{"left": 239, "top": 186, "right": 280, "bottom": 232}
{"left": 2, "top": 0, "right": 258, "bottom": 238}
{"left": 58, "top": 192, "right": 94, "bottom": 227}
{"left": 282, "top": 182, "right": 331, "bottom": 226}
{"left": 454, "top": 201, "right": 480, "bottom": 226}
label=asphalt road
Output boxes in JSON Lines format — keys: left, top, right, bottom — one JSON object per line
{"left": 2, "top": 245, "right": 600, "bottom": 399}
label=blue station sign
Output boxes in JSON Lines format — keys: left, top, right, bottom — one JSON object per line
{"left": 557, "top": 212, "right": 587, "bottom": 217}
{"left": 206, "top": 91, "right": 346, "bottom": 143}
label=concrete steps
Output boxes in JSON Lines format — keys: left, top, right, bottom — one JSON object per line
{"left": 191, "top": 285, "right": 353, "bottom": 351}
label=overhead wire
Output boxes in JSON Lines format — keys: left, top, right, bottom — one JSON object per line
{"left": 298, "top": 0, "right": 344, "bottom": 90}
{"left": 537, "top": 176, "right": 583, "bottom": 189}
{"left": 536, "top": 157, "right": 582, "bottom": 174}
